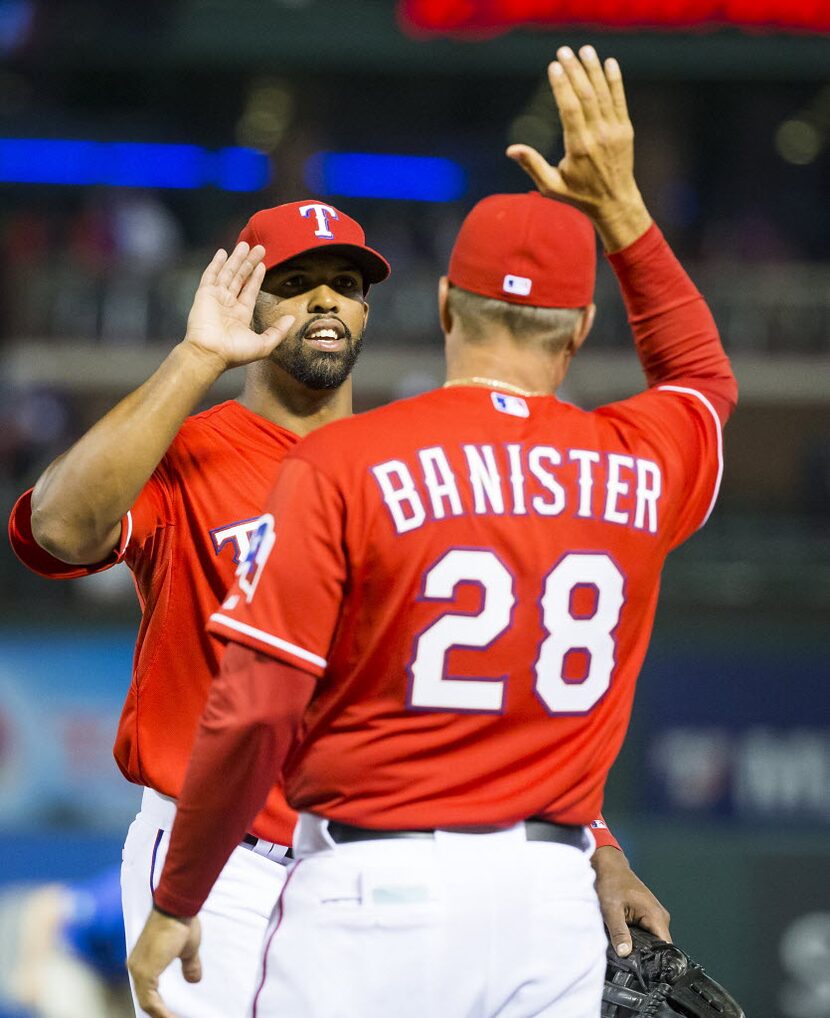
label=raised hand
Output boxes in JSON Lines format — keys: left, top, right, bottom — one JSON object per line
{"left": 184, "top": 242, "right": 295, "bottom": 372}
{"left": 507, "top": 46, "right": 651, "bottom": 251}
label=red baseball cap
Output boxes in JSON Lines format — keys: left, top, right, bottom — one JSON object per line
{"left": 448, "top": 192, "right": 596, "bottom": 308}
{"left": 237, "top": 200, "right": 390, "bottom": 292}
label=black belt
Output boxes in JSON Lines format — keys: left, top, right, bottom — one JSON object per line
{"left": 326, "top": 818, "right": 590, "bottom": 852}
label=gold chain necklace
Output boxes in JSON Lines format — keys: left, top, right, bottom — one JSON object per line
{"left": 443, "top": 376, "right": 547, "bottom": 398}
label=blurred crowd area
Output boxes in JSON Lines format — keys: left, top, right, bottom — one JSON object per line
{"left": 0, "top": 6, "right": 827, "bottom": 623}
{"left": 1, "top": 66, "right": 828, "bottom": 620}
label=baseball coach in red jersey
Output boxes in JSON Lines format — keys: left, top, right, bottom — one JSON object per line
{"left": 129, "top": 46, "right": 737, "bottom": 1018}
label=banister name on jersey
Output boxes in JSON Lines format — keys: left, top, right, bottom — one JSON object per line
{"left": 372, "top": 441, "right": 661, "bottom": 535}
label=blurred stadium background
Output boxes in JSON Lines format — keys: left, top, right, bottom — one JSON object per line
{"left": 0, "top": 1, "right": 828, "bottom": 1015}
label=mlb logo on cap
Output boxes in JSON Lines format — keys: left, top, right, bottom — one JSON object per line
{"left": 503, "top": 274, "right": 532, "bottom": 297}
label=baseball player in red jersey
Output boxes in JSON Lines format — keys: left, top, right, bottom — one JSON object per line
{"left": 127, "top": 47, "right": 737, "bottom": 1018}
{"left": 7, "top": 201, "right": 391, "bottom": 1016}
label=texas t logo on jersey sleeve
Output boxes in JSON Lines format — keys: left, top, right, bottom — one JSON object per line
{"left": 210, "top": 515, "right": 276, "bottom": 565}
{"left": 234, "top": 514, "right": 276, "bottom": 603}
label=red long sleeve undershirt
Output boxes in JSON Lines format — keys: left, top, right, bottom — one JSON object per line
{"left": 607, "top": 222, "right": 738, "bottom": 425}
{"left": 154, "top": 645, "right": 314, "bottom": 918}
{"left": 154, "top": 222, "right": 736, "bottom": 919}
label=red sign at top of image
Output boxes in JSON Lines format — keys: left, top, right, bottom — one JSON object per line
{"left": 400, "top": 0, "right": 830, "bottom": 35}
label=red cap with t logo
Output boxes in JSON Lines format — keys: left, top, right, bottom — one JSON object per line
{"left": 237, "top": 200, "right": 391, "bottom": 291}
{"left": 448, "top": 192, "right": 596, "bottom": 308}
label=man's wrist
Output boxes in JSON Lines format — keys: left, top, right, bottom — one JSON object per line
{"left": 152, "top": 902, "right": 193, "bottom": 925}
{"left": 176, "top": 338, "right": 229, "bottom": 383}
{"left": 593, "top": 194, "right": 652, "bottom": 254}
{"left": 592, "top": 844, "right": 628, "bottom": 869}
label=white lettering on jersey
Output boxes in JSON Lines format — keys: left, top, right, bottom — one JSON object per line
{"left": 418, "top": 447, "right": 463, "bottom": 519}
{"left": 298, "top": 202, "right": 339, "bottom": 239}
{"left": 568, "top": 449, "right": 601, "bottom": 519}
{"left": 371, "top": 444, "right": 663, "bottom": 536}
{"left": 604, "top": 453, "right": 634, "bottom": 525}
{"left": 506, "top": 444, "right": 527, "bottom": 515}
{"left": 528, "top": 446, "right": 565, "bottom": 516}
{"left": 634, "top": 459, "right": 661, "bottom": 533}
{"left": 463, "top": 444, "right": 505, "bottom": 515}
{"left": 372, "top": 460, "right": 426, "bottom": 533}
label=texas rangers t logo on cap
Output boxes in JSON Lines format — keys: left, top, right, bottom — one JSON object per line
{"left": 299, "top": 202, "right": 339, "bottom": 239}
{"left": 503, "top": 274, "right": 532, "bottom": 297}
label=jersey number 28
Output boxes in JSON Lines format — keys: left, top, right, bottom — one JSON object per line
{"left": 408, "top": 549, "right": 624, "bottom": 714}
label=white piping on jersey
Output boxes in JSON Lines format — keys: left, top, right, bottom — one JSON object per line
{"left": 656, "top": 385, "right": 723, "bottom": 527}
{"left": 122, "top": 510, "right": 134, "bottom": 557}
{"left": 210, "top": 613, "right": 327, "bottom": 670}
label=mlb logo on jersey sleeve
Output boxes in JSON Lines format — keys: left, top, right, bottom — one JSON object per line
{"left": 491, "top": 391, "right": 529, "bottom": 418}
{"left": 502, "top": 274, "right": 532, "bottom": 297}
{"left": 236, "top": 513, "right": 276, "bottom": 602}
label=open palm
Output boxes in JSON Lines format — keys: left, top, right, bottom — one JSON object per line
{"left": 507, "top": 46, "right": 651, "bottom": 251}
{"left": 184, "top": 242, "right": 294, "bottom": 370}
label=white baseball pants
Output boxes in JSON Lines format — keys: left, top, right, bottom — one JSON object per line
{"left": 251, "top": 813, "right": 606, "bottom": 1018}
{"left": 121, "top": 789, "right": 290, "bottom": 1018}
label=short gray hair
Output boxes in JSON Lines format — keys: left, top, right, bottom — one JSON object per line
{"left": 447, "top": 285, "right": 583, "bottom": 353}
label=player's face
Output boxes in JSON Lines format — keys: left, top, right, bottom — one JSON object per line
{"left": 253, "top": 253, "right": 369, "bottom": 390}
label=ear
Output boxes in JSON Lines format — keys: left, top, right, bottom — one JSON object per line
{"left": 569, "top": 303, "right": 595, "bottom": 355}
{"left": 438, "top": 276, "right": 452, "bottom": 334}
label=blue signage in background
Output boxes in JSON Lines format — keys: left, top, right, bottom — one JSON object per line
{"left": 0, "top": 628, "right": 140, "bottom": 831}
{"left": 639, "top": 638, "right": 830, "bottom": 824}
{"left": 2, "top": 625, "right": 828, "bottom": 829}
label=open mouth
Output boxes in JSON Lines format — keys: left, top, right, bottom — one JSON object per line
{"left": 303, "top": 317, "right": 348, "bottom": 352}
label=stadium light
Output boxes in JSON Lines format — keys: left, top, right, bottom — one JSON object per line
{"left": 0, "top": 139, "right": 270, "bottom": 191}
{"left": 305, "top": 152, "right": 467, "bottom": 202}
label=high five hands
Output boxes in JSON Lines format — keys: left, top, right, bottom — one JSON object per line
{"left": 508, "top": 46, "right": 652, "bottom": 252}
{"left": 184, "top": 242, "right": 295, "bottom": 374}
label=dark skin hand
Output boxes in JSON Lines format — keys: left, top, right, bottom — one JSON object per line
{"left": 593, "top": 846, "right": 671, "bottom": 956}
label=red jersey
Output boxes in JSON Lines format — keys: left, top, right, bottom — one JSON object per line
{"left": 209, "top": 382, "right": 722, "bottom": 829}
{"left": 9, "top": 400, "right": 300, "bottom": 844}
{"left": 206, "top": 226, "right": 735, "bottom": 832}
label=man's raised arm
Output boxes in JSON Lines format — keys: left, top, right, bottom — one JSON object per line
{"left": 508, "top": 45, "right": 737, "bottom": 424}
{"left": 26, "top": 243, "right": 293, "bottom": 565}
